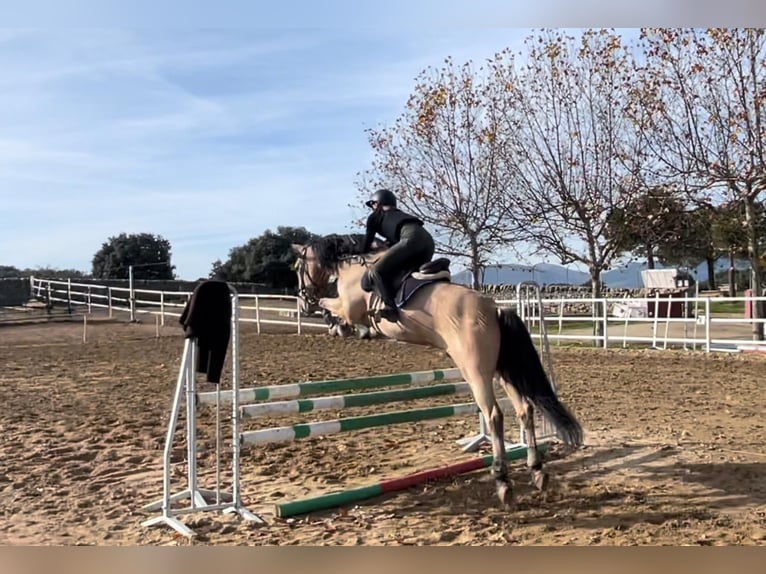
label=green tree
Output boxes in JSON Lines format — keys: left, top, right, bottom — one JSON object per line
{"left": 1, "top": 265, "right": 88, "bottom": 279}
{"left": 709, "top": 200, "right": 766, "bottom": 295}
{"left": 606, "top": 186, "right": 689, "bottom": 270}
{"left": 0, "top": 265, "right": 22, "bottom": 278}
{"left": 656, "top": 206, "right": 719, "bottom": 289}
{"left": 211, "top": 226, "right": 318, "bottom": 288}
{"left": 91, "top": 233, "right": 175, "bottom": 279}
{"left": 656, "top": 202, "right": 766, "bottom": 293}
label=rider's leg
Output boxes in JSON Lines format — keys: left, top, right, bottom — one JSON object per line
{"left": 368, "top": 251, "right": 402, "bottom": 318}
{"left": 369, "top": 225, "right": 435, "bottom": 321}
{"left": 400, "top": 224, "right": 435, "bottom": 267}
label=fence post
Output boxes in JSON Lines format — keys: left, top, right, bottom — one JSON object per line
{"left": 652, "top": 292, "right": 660, "bottom": 348}
{"left": 296, "top": 299, "right": 302, "bottom": 335}
{"left": 255, "top": 296, "right": 261, "bottom": 335}
{"left": 602, "top": 298, "right": 609, "bottom": 349}
{"left": 160, "top": 292, "right": 165, "bottom": 327}
{"left": 129, "top": 266, "right": 136, "bottom": 322}
{"left": 67, "top": 278, "right": 72, "bottom": 313}
{"left": 591, "top": 297, "right": 598, "bottom": 348}
{"left": 108, "top": 287, "right": 113, "bottom": 318}
{"left": 705, "top": 297, "right": 711, "bottom": 353}
{"left": 557, "top": 297, "right": 564, "bottom": 346}
{"left": 683, "top": 293, "right": 689, "bottom": 351}
{"left": 87, "top": 286, "right": 92, "bottom": 313}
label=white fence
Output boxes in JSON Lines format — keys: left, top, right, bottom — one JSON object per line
{"left": 27, "top": 277, "right": 766, "bottom": 352}
{"left": 29, "top": 276, "right": 328, "bottom": 334}
{"left": 497, "top": 292, "right": 766, "bottom": 353}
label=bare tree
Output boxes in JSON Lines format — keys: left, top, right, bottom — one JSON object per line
{"left": 492, "top": 29, "right": 650, "bottom": 311}
{"left": 636, "top": 28, "right": 766, "bottom": 339}
{"left": 358, "top": 56, "right": 523, "bottom": 289}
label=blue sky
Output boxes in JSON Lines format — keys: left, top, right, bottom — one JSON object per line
{"left": 2, "top": 1, "right": 761, "bottom": 280}
{"left": 1, "top": 28, "right": 544, "bottom": 279}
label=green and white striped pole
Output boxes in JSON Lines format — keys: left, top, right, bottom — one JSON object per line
{"left": 240, "top": 382, "right": 473, "bottom": 419}
{"left": 239, "top": 398, "right": 512, "bottom": 446}
{"left": 198, "top": 367, "right": 462, "bottom": 405}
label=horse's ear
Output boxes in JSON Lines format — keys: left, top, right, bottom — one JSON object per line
{"left": 291, "top": 243, "right": 304, "bottom": 254}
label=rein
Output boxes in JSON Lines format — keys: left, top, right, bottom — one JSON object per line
{"left": 293, "top": 246, "right": 323, "bottom": 307}
{"left": 293, "top": 236, "right": 383, "bottom": 308}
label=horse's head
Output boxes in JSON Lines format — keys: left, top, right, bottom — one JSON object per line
{"left": 292, "top": 234, "right": 388, "bottom": 315}
{"left": 291, "top": 242, "right": 333, "bottom": 315}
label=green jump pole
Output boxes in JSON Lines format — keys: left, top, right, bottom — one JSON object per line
{"left": 198, "top": 367, "right": 462, "bottom": 405}
{"left": 240, "top": 382, "right": 472, "bottom": 419}
{"left": 274, "top": 443, "right": 549, "bottom": 518}
{"left": 240, "top": 399, "right": 512, "bottom": 446}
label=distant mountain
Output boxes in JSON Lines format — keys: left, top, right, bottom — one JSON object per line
{"left": 453, "top": 257, "right": 752, "bottom": 289}
{"left": 453, "top": 263, "right": 589, "bottom": 287}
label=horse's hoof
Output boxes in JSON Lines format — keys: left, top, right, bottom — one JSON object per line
{"left": 531, "top": 470, "right": 549, "bottom": 491}
{"left": 356, "top": 326, "right": 371, "bottom": 339}
{"left": 495, "top": 481, "right": 513, "bottom": 508}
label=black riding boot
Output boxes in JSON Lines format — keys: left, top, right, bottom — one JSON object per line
{"left": 378, "top": 303, "right": 399, "bottom": 322}
{"left": 377, "top": 283, "right": 399, "bottom": 321}
{"left": 368, "top": 270, "right": 399, "bottom": 322}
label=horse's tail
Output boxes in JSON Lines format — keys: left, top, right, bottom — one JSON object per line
{"left": 495, "top": 308, "right": 583, "bottom": 446}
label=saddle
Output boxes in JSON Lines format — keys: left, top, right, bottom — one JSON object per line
{"left": 361, "top": 257, "right": 452, "bottom": 310}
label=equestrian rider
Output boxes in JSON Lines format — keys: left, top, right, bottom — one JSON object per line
{"left": 361, "top": 188, "right": 435, "bottom": 321}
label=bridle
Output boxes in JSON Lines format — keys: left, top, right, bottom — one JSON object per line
{"left": 293, "top": 240, "right": 388, "bottom": 333}
{"left": 293, "top": 245, "right": 325, "bottom": 309}
{"left": 293, "top": 245, "right": 370, "bottom": 308}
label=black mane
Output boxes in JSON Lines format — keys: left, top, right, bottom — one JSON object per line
{"left": 309, "top": 233, "right": 367, "bottom": 271}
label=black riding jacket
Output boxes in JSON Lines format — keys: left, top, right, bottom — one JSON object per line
{"left": 362, "top": 208, "right": 423, "bottom": 252}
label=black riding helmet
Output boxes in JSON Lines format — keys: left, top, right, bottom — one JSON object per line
{"left": 365, "top": 188, "right": 397, "bottom": 208}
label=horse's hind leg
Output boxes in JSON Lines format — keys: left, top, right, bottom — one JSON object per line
{"left": 497, "top": 378, "right": 548, "bottom": 491}
{"left": 458, "top": 362, "right": 513, "bottom": 507}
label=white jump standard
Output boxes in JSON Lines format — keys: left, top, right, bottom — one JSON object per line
{"left": 141, "top": 281, "right": 263, "bottom": 538}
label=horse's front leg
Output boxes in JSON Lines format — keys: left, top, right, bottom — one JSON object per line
{"left": 321, "top": 309, "right": 344, "bottom": 337}
{"left": 319, "top": 297, "right": 355, "bottom": 338}
{"left": 318, "top": 296, "right": 344, "bottom": 320}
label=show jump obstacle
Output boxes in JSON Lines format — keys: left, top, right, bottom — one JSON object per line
{"left": 142, "top": 281, "right": 560, "bottom": 537}
{"left": 141, "top": 281, "right": 263, "bottom": 537}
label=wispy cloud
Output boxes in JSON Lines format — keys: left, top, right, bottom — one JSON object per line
{"left": 1, "top": 27, "right": 534, "bottom": 278}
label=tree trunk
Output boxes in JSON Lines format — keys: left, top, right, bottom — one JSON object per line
{"left": 470, "top": 238, "right": 482, "bottom": 291}
{"left": 471, "top": 267, "right": 482, "bottom": 290}
{"left": 706, "top": 257, "right": 716, "bottom": 290}
{"left": 744, "top": 197, "right": 764, "bottom": 341}
{"left": 590, "top": 268, "right": 603, "bottom": 344}
{"left": 646, "top": 244, "right": 656, "bottom": 269}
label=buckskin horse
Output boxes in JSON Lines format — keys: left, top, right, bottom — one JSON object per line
{"left": 291, "top": 234, "right": 583, "bottom": 507}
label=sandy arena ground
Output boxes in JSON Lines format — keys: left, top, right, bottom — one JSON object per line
{"left": 1, "top": 317, "right": 765, "bottom": 546}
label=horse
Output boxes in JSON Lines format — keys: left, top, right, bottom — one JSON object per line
{"left": 291, "top": 234, "right": 583, "bottom": 507}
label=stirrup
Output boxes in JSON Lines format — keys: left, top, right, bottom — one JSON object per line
{"left": 378, "top": 306, "right": 399, "bottom": 322}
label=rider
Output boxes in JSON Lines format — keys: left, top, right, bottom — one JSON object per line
{"left": 361, "top": 188, "right": 435, "bottom": 321}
